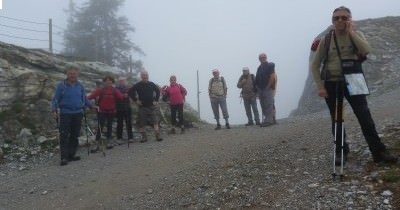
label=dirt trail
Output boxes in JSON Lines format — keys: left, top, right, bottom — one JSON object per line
{"left": 0, "top": 89, "right": 399, "bottom": 209}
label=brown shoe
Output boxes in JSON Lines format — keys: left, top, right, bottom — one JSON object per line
{"left": 156, "top": 132, "right": 163, "bottom": 141}
{"left": 373, "top": 150, "right": 398, "bottom": 163}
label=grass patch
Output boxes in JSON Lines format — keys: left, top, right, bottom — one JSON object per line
{"left": 382, "top": 169, "right": 400, "bottom": 183}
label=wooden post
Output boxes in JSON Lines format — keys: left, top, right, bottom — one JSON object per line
{"left": 49, "top": 18, "right": 53, "bottom": 54}
{"left": 197, "top": 70, "right": 200, "bottom": 118}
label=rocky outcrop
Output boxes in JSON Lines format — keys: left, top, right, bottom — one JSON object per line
{"left": 291, "top": 16, "right": 400, "bottom": 116}
{"left": 0, "top": 42, "right": 127, "bottom": 145}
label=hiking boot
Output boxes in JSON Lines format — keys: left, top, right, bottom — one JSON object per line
{"left": 60, "top": 158, "right": 68, "bottom": 166}
{"left": 68, "top": 155, "right": 81, "bottom": 161}
{"left": 245, "top": 122, "right": 254, "bottom": 126}
{"left": 90, "top": 145, "right": 100, "bottom": 153}
{"left": 226, "top": 123, "right": 231, "bottom": 129}
{"left": 260, "top": 122, "right": 273, "bottom": 127}
{"left": 215, "top": 124, "right": 221, "bottom": 130}
{"left": 180, "top": 127, "right": 185, "bottom": 134}
{"left": 115, "top": 139, "right": 125, "bottom": 145}
{"left": 156, "top": 132, "right": 163, "bottom": 141}
{"left": 140, "top": 132, "right": 148, "bottom": 143}
{"left": 106, "top": 142, "right": 114, "bottom": 149}
{"left": 169, "top": 127, "right": 176, "bottom": 134}
{"left": 255, "top": 121, "right": 261, "bottom": 126}
{"left": 373, "top": 150, "right": 398, "bottom": 164}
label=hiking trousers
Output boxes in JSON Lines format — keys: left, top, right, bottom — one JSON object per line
{"left": 96, "top": 112, "right": 115, "bottom": 141}
{"left": 324, "top": 81, "right": 386, "bottom": 155}
{"left": 59, "top": 113, "right": 83, "bottom": 159}
{"left": 210, "top": 96, "right": 229, "bottom": 120}
{"left": 258, "top": 87, "right": 274, "bottom": 124}
{"left": 243, "top": 96, "right": 260, "bottom": 123}
{"left": 116, "top": 108, "right": 133, "bottom": 139}
{"left": 170, "top": 103, "right": 184, "bottom": 127}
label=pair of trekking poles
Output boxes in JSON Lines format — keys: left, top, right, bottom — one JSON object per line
{"left": 92, "top": 109, "right": 136, "bottom": 156}
{"left": 332, "top": 82, "right": 345, "bottom": 180}
{"left": 54, "top": 109, "right": 98, "bottom": 159}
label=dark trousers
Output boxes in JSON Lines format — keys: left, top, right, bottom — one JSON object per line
{"left": 59, "top": 113, "right": 83, "bottom": 159}
{"left": 170, "top": 104, "right": 184, "bottom": 127}
{"left": 324, "top": 81, "right": 386, "bottom": 155}
{"left": 116, "top": 108, "right": 133, "bottom": 139}
{"left": 96, "top": 112, "right": 115, "bottom": 141}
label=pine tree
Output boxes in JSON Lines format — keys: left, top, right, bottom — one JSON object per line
{"left": 63, "top": 0, "right": 143, "bottom": 71}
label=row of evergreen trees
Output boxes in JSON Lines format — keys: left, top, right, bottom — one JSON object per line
{"left": 63, "top": 0, "right": 143, "bottom": 73}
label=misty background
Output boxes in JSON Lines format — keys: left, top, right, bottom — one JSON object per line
{"left": 1, "top": 0, "right": 399, "bottom": 124}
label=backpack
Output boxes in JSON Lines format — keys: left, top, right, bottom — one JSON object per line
{"left": 209, "top": 76, "right": 226, "bottom": 90}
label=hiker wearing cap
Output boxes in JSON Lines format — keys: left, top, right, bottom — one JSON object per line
{"left": 310, "top": 6, "right": 397, "bottom": 164}
{"left": 51, "top": 67, "right": 93, "bottom": 166}
{"left": 128, "top": 70, "right": 163, "bottom": 142}
{"left": 237, "top": 67, "right": 260, "bottom": 126}
{"left": 115, "top": 77, "right": 134, "bottom": 144}
{"left": 208, "top": 69, "right": 230, "bottom": 130}
{"left": 255, "top": 53, "right": 276, "bottom": 127}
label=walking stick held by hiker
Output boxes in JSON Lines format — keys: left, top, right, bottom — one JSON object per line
{"left": 332, "top": 82, "right": 345, "bottom": 180}
{"left": 83, "top": 108, "right": 90, "bottom": 156}
{"left": 55, "top": 114, "right": 61, "bottom": 161}
{"left": 96, "top": 108, "right": 106, "bottom": 157}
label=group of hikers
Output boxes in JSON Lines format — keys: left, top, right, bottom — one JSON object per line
{"left": 51, "top": 5, "right": 397, "bottom": 169}
{"left": 51, "top": 69, "right": 187, "bottom": 166}
{"left": 208, "top": 52, "right": 277, "bottom": 130}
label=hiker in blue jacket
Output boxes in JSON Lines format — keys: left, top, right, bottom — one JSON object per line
{"left": 51, "top": 67, "right": 93, "bottom": 166}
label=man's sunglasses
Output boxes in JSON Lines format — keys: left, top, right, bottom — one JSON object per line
{"left": 333, "top": 16, "right": 349, "bottom": 21}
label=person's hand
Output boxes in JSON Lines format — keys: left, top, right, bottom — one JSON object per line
{"left": 346, "top": 19, "right": 355, "bottom": 34}
{"left": 52, "top": 111, "right": 58, "bottom": 118}
{"left": 153, "top": 101, "right": 158, "bottom": 106}
{"left": 91, "top": 105, "right": 99, "bottom": 111}
{"left": 136, "top": 100, "right": 142, "bottom": 106}
{"left": 318, "top": 88, "right": 328, "bottom": 97}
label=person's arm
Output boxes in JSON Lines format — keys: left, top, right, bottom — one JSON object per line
{"left": 81, "top": 86, "right": 93, "bottom": 109}
{"left": 237, "top": 75, "right": 245, "bottom": 88}
{"left": 51, "top": 82, "right": 62, "bottom": 116}
{"left": 154, "top": 83, "right": 160, "bottom": 102}
{"left": 87, "top": 88, "right": 100, "bottom": 100}
{"left": 311, "top": 39, "right": 328, "bottom": 97}
{"left": 350, "top": 31, "right": 371, "bottom": 56}
{"left": 114, "top": 88, "right": 124, "bottom": 101}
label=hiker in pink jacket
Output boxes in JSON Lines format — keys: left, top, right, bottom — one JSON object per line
{"left": 161, "top": 75, "right": 187, "bottom": 134}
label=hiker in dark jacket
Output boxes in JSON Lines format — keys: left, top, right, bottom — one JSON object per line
{"left": 88, "top": 76, "right": 123, "bottom": 151}
{"left": 115, "top": 77, "right": 133, "bottom": 144}
{"left": 51, "top": 67, "right": 93, "bottom": 166}
{"left": 255, "top": 53, "right": 276, "bottom": 127}
{"left": 128, "top": 70, "right": 163, "bottom": 142}
{"left": 237, "top": 67, "right": 260, "bottom": 126}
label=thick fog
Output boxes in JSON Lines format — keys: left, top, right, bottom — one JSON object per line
{"left": 1, "top": 0, "right": 399, "bottom": 124}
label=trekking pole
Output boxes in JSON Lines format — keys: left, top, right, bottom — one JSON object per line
{"left": 55, "top": 115, "right": 61, "bottom": 161}
{"left": 96, "top": 110, "right": 106, "bottom": 157}
{"left": 332, "top": 82, "right": 345, "bottom": 180}
{"left": 83, "top": 109, "right": 90, "bottom": 156}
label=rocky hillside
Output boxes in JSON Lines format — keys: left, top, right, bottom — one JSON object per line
{"left": 291, "top": 16, "right": 400, "bottom": 116}
{"left": 0, "top": 42, "right": 200, "bottom": 162}
{"left": 0, "top": 42, "right": 128, "bottom": 145}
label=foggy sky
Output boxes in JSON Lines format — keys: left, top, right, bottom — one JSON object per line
{"left": 1, "top": 0, "right": 400, "bottom": 124}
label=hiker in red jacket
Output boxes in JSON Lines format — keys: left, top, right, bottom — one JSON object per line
{"left": 88, "top": 76, "right": 123, "bottom": 151}
{"left": 161, "top": 75, "right": 187, "bottom": 134}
